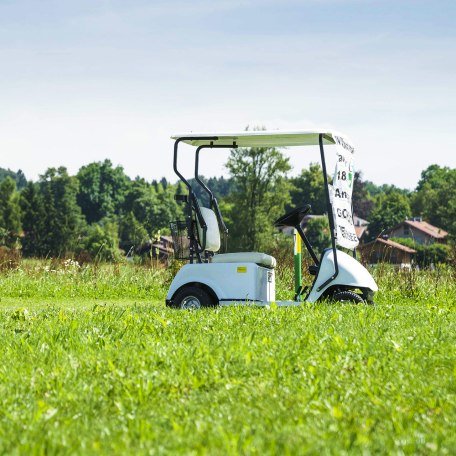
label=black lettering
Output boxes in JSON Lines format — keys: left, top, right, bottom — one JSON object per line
{"left": 340, "top": 226, "right": 358, "bottom": 242}
{"left": 335, "top": 189, "right": 348, "bottom": 199}
{"left": 337, "top": 171, "right": 347, "bottom": 181}
{"left": 334, "top": 136, "right": 355, "bottom": 154}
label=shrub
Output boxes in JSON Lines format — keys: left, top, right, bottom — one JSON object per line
{"left": 391, "top": 237, "right": 452, "bottom": 267}
{"left": 0, "top": 246, "right": 21, "bottom": 271}
{"left": 80, "top": 220, "right": 122, "bottom": 262}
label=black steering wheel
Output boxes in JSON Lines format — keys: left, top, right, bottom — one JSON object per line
{"left": 274, "top": 204, "right": 311, "bottom": 228}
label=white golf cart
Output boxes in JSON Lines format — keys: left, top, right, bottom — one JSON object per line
{"left": 166, "top": 131, "right": 378, "bottom": 309}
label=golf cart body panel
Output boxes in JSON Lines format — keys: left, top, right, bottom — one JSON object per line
{"left": 306, "top": 249, "right": 378, "bottom": 303}
{"left": 166, "top": 262, "right": 276, "bottom": 305}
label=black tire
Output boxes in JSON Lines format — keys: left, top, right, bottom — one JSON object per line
{"left": 172, "top": 286, "right": 215, "bottom": 310}
{"left": 331, "top": 290, "right": 364, "bottom": 304}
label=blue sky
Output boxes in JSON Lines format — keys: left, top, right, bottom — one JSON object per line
{"left": 0, "top": 0, "right": 455, "bottom": 188}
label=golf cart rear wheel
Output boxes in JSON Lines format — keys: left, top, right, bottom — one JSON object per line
{"left": 173, "top": 286, "right": 215, "bottom": 310}
{"left": 332, "top": 290, "right": 364, "bottom": 304}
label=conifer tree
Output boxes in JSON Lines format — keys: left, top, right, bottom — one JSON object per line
{"left": 21, "top": 168, "right": 85, "bottom": 257}
{"left": 20, "top": 182, "right": 47, "bottom": 256}
{"left": 0, "top": 177, "right": 21, "bottom": 247}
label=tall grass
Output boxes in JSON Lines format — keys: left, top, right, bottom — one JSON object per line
{"left": 0, "top": 258, "right": 455, "bottom": 306}
{"left": 275, "top": 260, "right": 456, "bottom": 306}
{"left": 0, "top": 259, "right": 172, "bottom": 302}
{"left": 0, "top": 259, "right": 454, "bottom": 453}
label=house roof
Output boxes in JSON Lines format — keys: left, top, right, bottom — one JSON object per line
{"left": 355, "top": 225, "right": 368, "bottom": 239}
{"left": 151, "top": 243, "right": 174, "bottom": 254}
{"left": 403, "top": 220, "right": 448, "bottom": 239}
{"left": 353, "top": 215, "right": 369, "bottom": 227}
{"left": 359, "top": 237, "right": 417, "bottom": 253}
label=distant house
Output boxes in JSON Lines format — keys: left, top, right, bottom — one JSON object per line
{"left": 353, "top": 214, "right": 369, "bottom": 243}
{"left": 136, "top": 235, "right": 175, "bottom": 261}
{"left": 158, "top": 235, "right": 174, "bottom": 252}
{"left": 388, "top": 218, "right": 448, "bottom": 245}
{"left": 358, "top": 237, "right": 417, "bottom": 268}
{"left": 152, "top": 235, "right": 175, "bottom": 260}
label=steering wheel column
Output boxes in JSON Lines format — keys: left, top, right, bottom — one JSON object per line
{"left": 274, "top": 205, "right": 320, "bottom": 301}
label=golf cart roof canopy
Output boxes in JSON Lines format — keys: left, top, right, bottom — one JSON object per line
{"left": 171, "top": 130, "right": 339, "bottom": 148}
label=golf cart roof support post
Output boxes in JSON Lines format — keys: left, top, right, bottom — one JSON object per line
{"left": 173, "top": 136, "right": 217, "bottom": 260}
{"left": 351, "top": 198, "right": 357, "bottom": 258}
{"left": 195, "top": 145, "right": 215, "bottom": 205}
{"left": 173, "top": 136, "right": 217, "bottom": 192}
{"left": 195, "top": 143, "right": 237, "bottom": 205}
{"left": 317, "top": 133, "right": 339, "bottom": 292}
{"left": 173, "top": 138, "right": 194, "bottom": 262}
{"left": 195, "top": 143, "right": 237, "bottom": 234}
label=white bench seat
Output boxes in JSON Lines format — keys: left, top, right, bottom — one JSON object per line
{"left": 211, "top": 252, "right": 276, "bottom": 269}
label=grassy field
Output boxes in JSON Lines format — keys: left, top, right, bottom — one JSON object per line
{"left": 0, "top": 260, "right": 455, "bottom": 454}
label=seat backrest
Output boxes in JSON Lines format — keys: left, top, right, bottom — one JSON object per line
{"left": 196, "top": 207, "right": 221, "bottom": 253}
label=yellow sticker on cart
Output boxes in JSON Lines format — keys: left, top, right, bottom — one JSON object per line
{"left": 237, "top": 266, "right": 247, "bottom": 273}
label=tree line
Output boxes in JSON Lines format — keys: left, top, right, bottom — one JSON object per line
{"left": 0, "top": 147, "right": 454, "bottom": 261}
{"left": 217, "top": 145, "right": 455, "bottom": 264}
{"left": 0, "top": 162, "right": 187, "bottom": 260}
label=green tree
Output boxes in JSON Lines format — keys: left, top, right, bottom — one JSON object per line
{"left": 368, "top": 191, "right": 411, "bottom": 240}
{"left": 0, "top": 168, "right": 27, "bottom": 190}
{"left": 226, "top": 137, "right": 292, "bottom": 252}
{"left": 81, "top": 219, "right": 122, "bottom": 262}
{"left": 289, "top": 163, "right": 327, "bottom": 215}
{"left": 364, "top": 181, "right": 410, "bottom": 198}
{"left": 0, "top": 177, "right": 21, "bottom": 247}
{"left": 188, "top": 176, "right": 234, "bottom": 207}
{"left": 305, "top": 216, "right": 331, "bottom": 254}
{"left": 119, "top": 212, "right": 149, "bottom": 254}
{"left": 21, "top": 168, "right": 85, "bottom": 257}
{"left": 392, "top": 237, "right": 452, "bottom": 266}
{"left": 77, "top": 160, "right": 130, "bottom": 224}
{"left": 152, "top": 184, "right": 183, "bottom": 233}
{"left": 411, "top": 165, "right": 456, "bottom": 239}
{"left": 415, "top": 164, "right": 448, "bottom": 192}
{"left": 20, "top": 182, "right": 47, "bottom": 256}
{"left": 122, "top": 179, "right": 182, "bottom": 235}
{"left": 352, "top": 171, "right": 374, "bottom": 220}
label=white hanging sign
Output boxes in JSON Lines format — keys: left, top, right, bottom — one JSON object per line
{"left": 329, "top": 135, "right": 359, "bottom": 250}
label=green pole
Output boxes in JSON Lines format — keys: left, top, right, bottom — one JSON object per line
{"left": 294, "top": 228, "right": 302, "bottom": 300}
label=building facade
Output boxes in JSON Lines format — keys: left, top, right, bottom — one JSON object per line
{"left": 388, "top": 218, "right": 448, "bottom": 245}
{"left": 358, "top": 237, "right": 417, "bottom": 268}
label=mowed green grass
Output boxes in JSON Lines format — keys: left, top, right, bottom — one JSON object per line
{"left": 0, "top": 261, "right": 455, "bottom": 454}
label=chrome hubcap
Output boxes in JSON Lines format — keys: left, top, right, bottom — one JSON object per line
{"left": 181, "top": 295, "right": 201, "bottom": 310}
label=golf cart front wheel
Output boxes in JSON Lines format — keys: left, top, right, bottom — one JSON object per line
{"left": 172, "top": 286, "right": 215, "bottom": 310}
{"left": 331, "top": 290, "right": 364, "bottom": 304}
